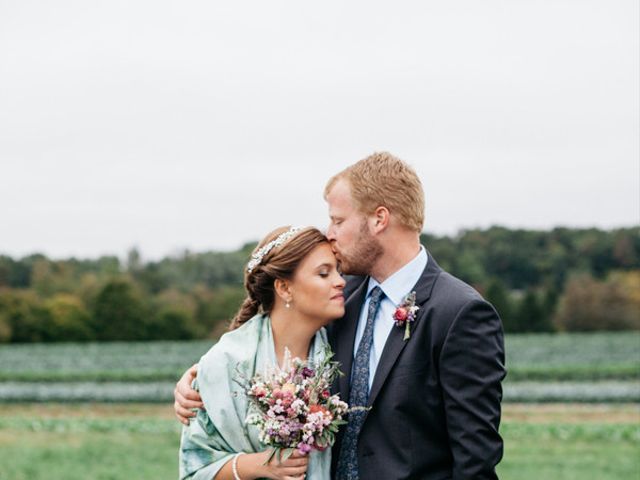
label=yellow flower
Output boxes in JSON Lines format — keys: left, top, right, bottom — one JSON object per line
{"left": 282, "top": 383, "right": 297, "bottom": 394}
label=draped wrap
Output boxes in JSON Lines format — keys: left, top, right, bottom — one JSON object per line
{"left": 179, "top": 313, "right": 332, "bottom": 480}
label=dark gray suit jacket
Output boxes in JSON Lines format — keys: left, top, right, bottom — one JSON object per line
{"left": 328, "top": 251, "right": 506, "bottom": 479}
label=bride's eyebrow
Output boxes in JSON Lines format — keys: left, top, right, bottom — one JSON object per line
{"left": 315, "top": 263, "right": 335, "bottom": 270}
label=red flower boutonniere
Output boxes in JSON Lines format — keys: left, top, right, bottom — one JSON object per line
{"left": 393, "top": 291, "right": 419, "bottom": 340}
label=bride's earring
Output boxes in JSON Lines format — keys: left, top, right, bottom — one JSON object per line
{"left": 285, "top": 298, "right": 292, "bottom": 308}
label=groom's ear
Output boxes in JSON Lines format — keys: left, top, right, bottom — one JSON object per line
{"left": 371, "top": 206, "right": 390, "bottom": 233}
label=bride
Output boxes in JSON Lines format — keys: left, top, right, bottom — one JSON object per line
{"left": 179, "top": 226, "right": 346, "bottom": 480}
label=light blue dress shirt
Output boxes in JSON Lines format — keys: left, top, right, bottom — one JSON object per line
{"left": 352, "top": 246, "right": 428, "bottom": 390}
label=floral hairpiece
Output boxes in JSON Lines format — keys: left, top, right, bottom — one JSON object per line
{"left": 246, "top": 226, "right": 305, "bottom": 273}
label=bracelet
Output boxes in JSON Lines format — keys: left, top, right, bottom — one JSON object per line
{"left": 232, "top": 452, "right": 245, "bottom": 480}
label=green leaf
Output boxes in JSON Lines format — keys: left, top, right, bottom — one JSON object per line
{"left": 281, "top": 448, "right": 295, "bottom": 462}
{"left": 264, "top": 448, "right": 279, "bottom": 465}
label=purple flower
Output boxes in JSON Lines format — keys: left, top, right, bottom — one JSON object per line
{"left": 297, "top": 443, "right": 312, "bottom": 454}
{"left": 301, "top": 367, "right": 315, "bottom": 378}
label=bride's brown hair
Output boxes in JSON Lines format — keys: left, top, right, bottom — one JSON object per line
{"left": 229, "top": 226, "right": 329, "bottom": 330}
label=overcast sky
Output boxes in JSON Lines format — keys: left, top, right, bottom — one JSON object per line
{"left": 1, "top": 0, "right": 638, "bottom": 260}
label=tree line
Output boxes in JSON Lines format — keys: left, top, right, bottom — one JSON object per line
{"left": 0, "top": 226, "right": 638, "bottom": 342}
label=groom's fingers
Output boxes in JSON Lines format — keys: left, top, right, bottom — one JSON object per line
{"left": 174, "top": 401, "right": 195, "bottom": 425}
{"left": 174, "top": 388, "right": 203, "bottom": 409}
{"left": 177, "top": 365, "right": 203, "bottom": 403}
{"left": 176, "top": 380, "right": 202, "bottom": 403}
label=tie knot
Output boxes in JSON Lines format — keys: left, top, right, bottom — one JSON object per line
{"left": 369, "top": 286, "right": 384, "bottom": 305}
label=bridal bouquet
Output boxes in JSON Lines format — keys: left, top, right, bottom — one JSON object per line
{"left": 241, "top": 348, "right": 350, "bottom": 463}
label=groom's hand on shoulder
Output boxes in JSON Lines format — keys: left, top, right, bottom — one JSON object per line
{"left": 174, "top": 363, "right": 204, "bottom": 425}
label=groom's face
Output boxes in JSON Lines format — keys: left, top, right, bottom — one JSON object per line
{"left": 325, "top": 179, "right": 383, "bottom": 276}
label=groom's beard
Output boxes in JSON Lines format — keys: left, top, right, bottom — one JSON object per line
{"left": 337, "top": 222, "right": 383, "bottom": 276}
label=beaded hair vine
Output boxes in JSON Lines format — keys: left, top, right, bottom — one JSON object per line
{"left": 246, "top": 226, "right": 305, "bottom": 273}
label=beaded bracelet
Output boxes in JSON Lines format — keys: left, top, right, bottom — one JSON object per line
{"left": 232, "top": 452, "right": 245, "bottom": 480}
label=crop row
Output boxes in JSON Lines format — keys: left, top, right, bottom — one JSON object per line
{"left": 1, "top": 363, "right": 638, "bottom": 383}
{"left": 0, "top": 381, "right": 638, "bottom": 403}
{"left": 0, "top": 340, "right": 213, "bottom": 376}
{"left": 0, "top": 418, "right": 637, "bottom": 444}
{"left": 1, "top": 333, "right": 638, "bottom": 375}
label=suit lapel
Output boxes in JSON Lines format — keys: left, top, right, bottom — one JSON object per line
{"left": 367, "top": 251, "right": 442, "bottom": 407}
{"left": 335, "top": 277, "right": 369, "bottom": 401}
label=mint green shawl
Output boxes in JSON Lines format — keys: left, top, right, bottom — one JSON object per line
{"left": 179, "top": 314, "right": 332, "bottom": 480}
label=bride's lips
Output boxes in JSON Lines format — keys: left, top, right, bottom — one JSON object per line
{"left": 331, "top": 293, "right": 344, "bottom": 302}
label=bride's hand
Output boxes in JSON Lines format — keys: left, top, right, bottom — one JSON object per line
{"left": 257, "top": 449, "right": 309, "bottom": 480}
{"left": 174, "top": 363, "right": 204, "bottom": 425}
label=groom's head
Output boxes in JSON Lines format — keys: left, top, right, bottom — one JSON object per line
{"left": 324, "top": 152, "right": 425, "bottom": 276}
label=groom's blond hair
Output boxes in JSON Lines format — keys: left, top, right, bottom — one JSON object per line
{"left": 324, "top": 151, "right": 425, "bottom": 233}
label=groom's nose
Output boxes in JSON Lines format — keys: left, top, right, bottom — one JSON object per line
{"left": 326, "top": 224, "right": 336, "bottom": 241}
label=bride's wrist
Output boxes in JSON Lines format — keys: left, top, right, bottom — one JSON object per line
{"left": 236, "top": 451, "right": 268, "bottom": 480}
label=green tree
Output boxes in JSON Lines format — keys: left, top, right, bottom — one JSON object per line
{"left": 148, "top": 288, "right": 202, "bottom": 339}
{"left": 554, "top": 271, "right": 640, "bottom": 331}
{"left": 0, "top": 311, "right": 11, "bottom": 342}
{"left": 44, "top": 294, "right": 94, "bottom": 341}
{"left": 513, "top": 289, "right": 551, "bottom": 332}
{"left": 93, "top": 279, "right": 148, "bottom": 340}
{"left": 485, "top": 279, "right": 514, "bottom": 332}
{"left": 148, "top": 309, "right": 201, "bottom": 340}
{"left": 0, "top": 289, "right": 50, "bottom": 342}
{"left": 194, "top": 286, "right": 246, "bottom": 336}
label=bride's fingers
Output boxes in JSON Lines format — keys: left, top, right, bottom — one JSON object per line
{"left": 282, "top": 465, "right": 308, "bottom": 476}
{"left": 282, "top": 456, "right": 308, "bottom": 467}
{"left": 283, "top": 473, "right": 306, "bottom": 480}
{"left": 289, "top": 451, "right": 308, "bottom": 459}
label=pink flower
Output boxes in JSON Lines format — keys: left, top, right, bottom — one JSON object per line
{"left": 394, "top": 307, "right": 408, "bottom": 322}
{"left": 309, "top": 404, "right": 328, "bottom": 415}
{"left": 393, "top": 291, "right": 419, "bottom": 340}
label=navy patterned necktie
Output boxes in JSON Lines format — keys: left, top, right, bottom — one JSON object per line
{"left": 336, "top": 286, "right": 384, "bottom": 480}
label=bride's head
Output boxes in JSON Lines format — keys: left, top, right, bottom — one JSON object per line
{"left": 230, "top": 226, "right": 345, "bottom": 330}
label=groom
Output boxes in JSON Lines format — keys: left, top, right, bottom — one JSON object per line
{"left": 175, "top": 152, "right": 506, "bottom": 479}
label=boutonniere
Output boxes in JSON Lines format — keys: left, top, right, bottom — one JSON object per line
{"left": 393, "top": 291, "right": 419, "bottom": 341}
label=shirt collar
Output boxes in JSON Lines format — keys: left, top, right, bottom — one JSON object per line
{"left": 366, "top": 245, "right": 428, "bottom": 306}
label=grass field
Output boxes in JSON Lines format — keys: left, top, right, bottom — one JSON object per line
{"left": 0, "top": 403, "right": 638, "bottom": 480}
{"left": 1, "top": 333, "right": 639, "bottom": 478}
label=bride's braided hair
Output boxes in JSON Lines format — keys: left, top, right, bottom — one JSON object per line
{"left": 229, "top": 226, "right": 328, "bottom": 330}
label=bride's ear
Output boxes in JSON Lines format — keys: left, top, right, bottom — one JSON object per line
{"left": 274, "top": 278, "right": 292, "bottom": 304}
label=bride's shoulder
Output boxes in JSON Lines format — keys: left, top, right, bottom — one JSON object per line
{"left": 198, "top": 314, "right": 265, "bottom": 373}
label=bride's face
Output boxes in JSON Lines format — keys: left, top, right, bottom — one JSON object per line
{"left": 289, "top": 243, "right": 346, "bottom": 322}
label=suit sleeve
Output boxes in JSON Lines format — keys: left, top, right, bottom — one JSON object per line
{"left": 439, "top": 299, "right": 506, "bottom": 479}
